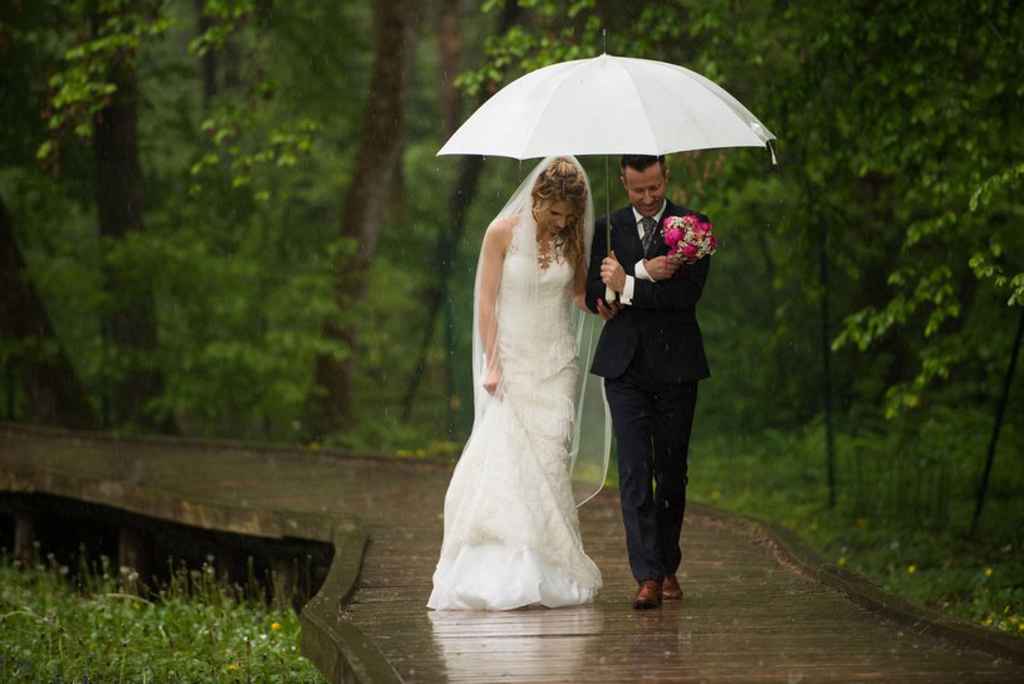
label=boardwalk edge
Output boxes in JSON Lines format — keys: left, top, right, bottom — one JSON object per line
{"left": 690, "top": 502, "right": 1024, "bottom": 665}
{"left": 300, "top": 524, "right": 403, "bottom": 684}
{"left": 0, "top": 420, "right": 454, "bottom": 467}
{"left": 0, "top": 423, "right": 403, "bottom": 682}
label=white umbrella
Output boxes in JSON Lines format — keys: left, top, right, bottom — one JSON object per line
{"left": 438, "top": 52, "right": 777, "bottom": 301}
{"left": 438, "top": 53, "right": 776, "bottom": 161}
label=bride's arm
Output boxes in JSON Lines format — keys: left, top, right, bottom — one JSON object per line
{"left": 478, "top": 219, "right": 512, "bottom": 393}
{"left": 572, "top": 253, "right": 589, "bottom": 313}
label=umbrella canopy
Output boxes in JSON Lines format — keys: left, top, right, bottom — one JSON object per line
{"left": 438, "top": 53, "right": 775, "bottom": 161}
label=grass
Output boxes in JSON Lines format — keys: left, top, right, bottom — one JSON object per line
{"left": 687, "top": 419, "right": 1024, "bottom": 638}
{"left": 0, "top": 550, "right": 325, "bottom": 683}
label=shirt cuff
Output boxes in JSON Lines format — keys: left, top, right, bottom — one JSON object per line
{"left": 620, "top": 275, "right": 636, "bottom": 305}
{"left": 634, "top": 259, "right": 653, "bottom": 282}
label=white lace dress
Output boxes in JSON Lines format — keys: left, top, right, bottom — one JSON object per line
{"left": 427, "top": 234, "right": 603, "bottom": 610}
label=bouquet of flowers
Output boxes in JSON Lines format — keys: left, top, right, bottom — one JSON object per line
{"left": 662, "top": 213, "right": 717, "bottom": 263}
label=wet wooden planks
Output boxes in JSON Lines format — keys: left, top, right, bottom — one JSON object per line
{"left": 343, "top": 476, "right": 1022, "bottom": 682}
{"left": 2, "top": 423, "right": 1022, "bottom": 682}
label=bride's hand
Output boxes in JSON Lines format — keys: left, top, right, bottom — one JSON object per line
{"left": 483, "top": 365, "right": 502, "bottom": 397}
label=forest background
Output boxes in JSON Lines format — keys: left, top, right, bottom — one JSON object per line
{"left": 2, "top": 0, "right": 1022, "bottom": 634}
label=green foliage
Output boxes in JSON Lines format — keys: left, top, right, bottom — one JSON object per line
{"left": 40, "top": 0, "right": 171, "bottom": 156}
{"left": 0, "top": 552, "right": 323, "bottom": 683}
{"left": 465, "top": 0, "right": 1023, "bottom": 430}
{"left": 787, "top": 0, "right": 1024, "bottom": 413}
{"left": 188, "top": 0, "right": 258, "bottom": 57}
{"left": 3, "top": 0, "right": 1022, "bottom": 488}
{"left": 457, "top": 0, "right": 602, "bottom": 97}
{"left": 3, "top": 0, "right": 374, "bottom": 438}
{"left": 970, "top": 161, "right": 1024, "bottom": 307}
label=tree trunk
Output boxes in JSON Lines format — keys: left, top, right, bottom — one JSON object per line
{"left": 0, "top": 195, "right": 98, "bottom": 428}
{"left": 400, "top": 0, "right": 522, "bottom": 424}
{"left": 93, "top": 19, "right": 173, "bottom": 433}
{"left": 194, "top": 0, "right": 218, "bottom": 106}
{"left": 309, "top": 0, "right": 413, "bottom": 436}
{"left": 437, "top": 0, "right": 462, "bottom": 137}
{"left": 437, "top": 0, "right": 463, "bottom": 437}
{"left": 971, "top": 305, "right": 1024, "bottom": 536}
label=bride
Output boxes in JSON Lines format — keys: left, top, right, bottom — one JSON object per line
{"left": 428, "top": 156, "right": 611, "bottom": 611}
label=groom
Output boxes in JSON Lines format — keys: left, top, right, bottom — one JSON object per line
{"left": 586, "top": 154, "right": 711, "bottom": 609}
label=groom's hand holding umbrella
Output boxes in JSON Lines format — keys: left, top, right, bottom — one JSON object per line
{"left": 598, "top": 251, "right": 627, "bottom": 321}
{"left": 600, "top": 251, "right": 626, "bottom": 292}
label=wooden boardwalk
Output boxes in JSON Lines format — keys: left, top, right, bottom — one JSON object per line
{"left": 2, "top": 423, "right": 1023, "bottom": 683}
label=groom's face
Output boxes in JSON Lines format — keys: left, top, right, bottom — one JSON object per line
{"left": 621, "top": 162, "right": 668, "bottom": 217}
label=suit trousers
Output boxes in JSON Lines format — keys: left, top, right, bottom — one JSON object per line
{"left": 604, "top": 345, "right": 698, "bottom": 583}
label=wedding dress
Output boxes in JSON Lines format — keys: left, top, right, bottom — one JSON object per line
{"left": 427, "top": 156, "right": 608, "bottom": 611}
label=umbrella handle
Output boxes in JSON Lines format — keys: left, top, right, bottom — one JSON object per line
{"left": 603, "top": 155, "right": 617, "bottom": 304}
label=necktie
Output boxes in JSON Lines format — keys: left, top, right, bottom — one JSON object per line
{"left": 640, "top": 216, "right": 657, "bottom": 254}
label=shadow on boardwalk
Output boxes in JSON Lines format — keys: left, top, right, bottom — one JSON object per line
{"left": 1, "top": 423, "right": 1022, "bottom": 683}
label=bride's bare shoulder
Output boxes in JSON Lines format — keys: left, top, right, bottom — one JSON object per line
{"left": 484, "top": 215, "right": 519, "bottom": 251}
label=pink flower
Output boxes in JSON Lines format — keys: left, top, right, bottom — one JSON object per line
{"left": 663, "top": 226, "right": 683, "bottom": 247}
{"left": 663, "top": 213, "right": 717, "bottom": 262}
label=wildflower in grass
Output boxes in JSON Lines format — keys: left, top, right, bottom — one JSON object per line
{"left": 984, "top": 567, "right": 993, "bottom": 577}
{"left": 907, "top": 564, "right": 917, "bottom": 575}
{"left": 271, "top": 622, "right": 282, "bottom": 631}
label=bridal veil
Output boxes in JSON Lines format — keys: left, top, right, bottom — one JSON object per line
{"left": 469, "top": 155, "right": 611, "bottom": 506}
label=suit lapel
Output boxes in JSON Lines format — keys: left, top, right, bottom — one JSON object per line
{"left": 612, "top": 206, "right": 643, "bottom": 272}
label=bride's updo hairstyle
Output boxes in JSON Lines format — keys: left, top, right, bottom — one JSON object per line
{"left": 531, "top": 157, "right": 588, "bottom": 269}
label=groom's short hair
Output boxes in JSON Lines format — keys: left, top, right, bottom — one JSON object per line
{"left": 620, "top": 155, "right": 666, "bottom": 174}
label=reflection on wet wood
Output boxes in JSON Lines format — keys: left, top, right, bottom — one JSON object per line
{"left": 342, "top": 474, "right": 1024, "bottom": 682}
{"left": 2, "top": 424, "right": 1022, "bottom": 682}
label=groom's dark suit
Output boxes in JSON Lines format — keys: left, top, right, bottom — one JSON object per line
{"left": 586, "top": 199, "right": 711, "bottom": 584}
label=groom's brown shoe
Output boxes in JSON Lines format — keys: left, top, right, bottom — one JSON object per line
{"left": 633, "top": 580, "right": 662, "bottom": 609}
{"left": 662, "top": 575, "right": 683, "bottom": 600}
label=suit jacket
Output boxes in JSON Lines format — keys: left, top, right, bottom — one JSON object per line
{"left": 586, "top": 199, "right": 711, "bottom": 383}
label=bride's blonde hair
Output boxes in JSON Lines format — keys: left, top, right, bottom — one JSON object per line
{"left": 531, "top": 157, "right": 588, "bottom": 269}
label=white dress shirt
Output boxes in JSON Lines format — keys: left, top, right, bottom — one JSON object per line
{"left": 619, "top": 200, "right": 667, "bottom": 305}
